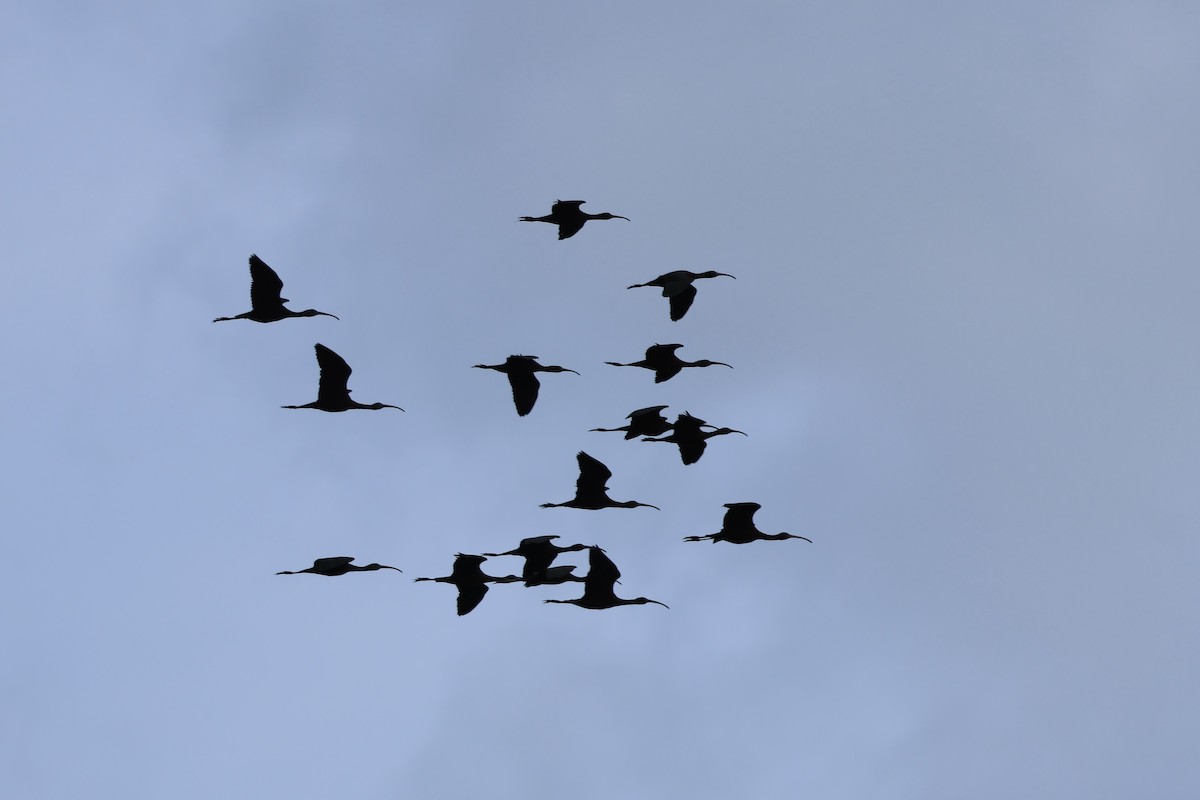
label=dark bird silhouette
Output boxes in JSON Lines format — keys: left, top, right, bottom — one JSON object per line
{"left": 627, "top": 270, "right": 736, "bottom": 321}
{"left": 282, "top": 344, "right": 404, "bottom": 412}
{"left": 473, "top": 355, "right": 579, "bottom": 416}
{"left": 414, "top": 554, "right": 522, "bottom": 616}
{"left": 540, "top": 451, "right": 660, "bottom": 511}
{"left": 276, "top": 556, "right": 402, "bottom": 576}
{"left": 606, "top": 343, "right": 732, "bottom": 383}
{"left": 644, "top": 412, "right": 746, "bottom": 465}
{"left": 683, "top": 502, "right": 813, "bottom": 544}
{"left": 483, "top": 535, "right": 590, "bottom": 584}
{"left": 544, "top": 546, "right": 668, "bottom": 610}
{"left": 213, "top": 254, "right": 339, "bottom": 323}
{"left": 519, "top": 200, "right": 629, "bottom": 240}
{"left": 590, "top": 405, "right": 674, "bottom": 439}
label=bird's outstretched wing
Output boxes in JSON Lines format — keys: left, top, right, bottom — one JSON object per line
{"left": 645, "top": 343, "right": 682, "bottom": 360}
{"left": 575, "top": 451, "right": 612, "bottom": 494}
{"left": 723, "top": 502, "right": 761, "bottom": 531}
{"left": 629, "top": 405, "right": 669, "bottom": 419}
{"left": 585, "top": 546, "right": 621, "bottom": 587}
{"left": 457, "top": 582, "right": 488, "bottom": 616}
{"left": 677, "top": 438, "right": 706, "bottom": 465}
{"left": 509, "top": 371, "right": 540, "bottom": 416}
{"left": 654, "top": 365, "right": 683, "bottom": 383}
{"left": 533, "top": 565, "right": 580, "bottom": 585}
{"left": 314, "top": 344, "right": 352, "bottom": 405}
{"left": 312, "top": 556, "right": 355, "bottom": 570}
{"left": 668, "top": 285, "right": 698, "bottom": 321}
{"left": 248, "top": 254, "right": 285, "bottom": 310}
{"left": 557, "top": 219, "right": 586, "bottom": 240}
{"left": 553, "top": 200, "right": 585, "bottom": 213}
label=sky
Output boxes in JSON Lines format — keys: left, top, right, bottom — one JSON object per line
{"left": 3, "top": 2, "right": 1199, "bottom": 798}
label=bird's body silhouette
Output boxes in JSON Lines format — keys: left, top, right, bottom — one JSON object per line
{"left": 540, "top": 451, "right": 660, "bottom": 511}
{"left": 590, "top": 405, "right": 673, "bottom": 439}
{"left": 519, "top": 200, "right": 629, "bottom": 240}
{"left": 606, "top": 343, "right": 732, "bottom": 383}
{"left": 684, "top": 502, "right": 813, "bottom": 544}
{"left": 276, "top": 556, "right": 402, "bottom": 576}
{"left": 414, "top": 554, "right": 521, "bottom": 616}
{"left": 644, "top": 412, "right": 746, "bottom": 465}
{"left": 544, "top": 546, "right": 668, "bottom": 610}
{"left": 214, "top": 254, "right": 339, "bottom": 323}
{"left": 483, "top": 535, "right": 589, "bottom": 584}
{"left": 473, "top": 355, "right": 578, "bottom": 416}
{"left": 627, "top": 270, "right": 736, "bottom": 321}
{"left": 282, "top": 344, "right": 404, "bottom": 412}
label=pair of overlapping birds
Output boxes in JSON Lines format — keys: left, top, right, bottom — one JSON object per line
{"left": 215, "top": 201, "right": 810, "bottom": 616}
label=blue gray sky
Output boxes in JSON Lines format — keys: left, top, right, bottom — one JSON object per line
{"left": 4, "top": 3, "right": 1199, "bottom": 798}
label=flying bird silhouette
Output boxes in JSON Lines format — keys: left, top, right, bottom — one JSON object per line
{"left": 540, "top": 451, "right": 660, "bottom": 510}
{"left": 683, "top": 502, "right": 813, "bottom": 544}
{"left": 276, "top": 557, "right": 402, "bottom": 576}
{"left": 282, "top": 344, "right": 404, "bottom": 412}
{"left": 627, "top": 269, "right": 735, "bottom": 321}
{"left": 213, "top": 254, "right": 339, "bottom": 323}
{"left": 590, "top": 405, "right": 674, "bottom": 439}
{"left": 473, "top": 355, "right": 579, "bottom": 416}
{"left": 644, "top": 412, "right": 746, "bottom": 465}
{"left": 414, "top": 554, "right": 521, "bottom": 616}
{"left": 519, "top": 200, "right": 629, "bottom": 240}
{"left": 483, "top": 535, "right": 590, "bottom": 584}
{"left": 544, "top": 546, "right": 668, "bottom": 610}
{"left": 606, "top": 343, "right": 732, "bottom": 383}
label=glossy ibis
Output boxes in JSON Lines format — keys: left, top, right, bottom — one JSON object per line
{"left": 644, "top": 412, "right": 746, "bottom": 465}
{"left": 590, "top": 405, "right": 674, "bottom": 439}
{"left": 519, "top": 200, "right": 629, "bottom": 240}
{"left": 544, "top": 546, "right": 668, "bottom": 610}
{"left": 540, "top": 452, "right": 660, "bottom": 511}
{"left": 473, "top": 355, "right": 578, "bottom": 416}
{"left": 683, "top": 502, "right": 813, "bottom": 544}
{"left": 627, "top": 270, "right": 735, "bottom": 321}
{"left": 214, "top": 254, "right": 339, "bottom": 323}
{"left": 276, "top": 557, "right": 402, "bottom": 576}
{"left": 483, "top": 535, "right": 590, "bottom": 583}
{"left": 606, "top": 343, "right": 732, "bottom": 384}
{"left": 414, "top": 554, "right": 521, "bottom": 616}
{"left": 282, "top": 344, "right": 404, "bottom": 412}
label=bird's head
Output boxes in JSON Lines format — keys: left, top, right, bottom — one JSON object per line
{"left": 299, "top": 309, "right": 340, "bottom": 320}
{"left": 695, "top": 360, "right": 733, "bottom": 369}
{"left": 366, "top": 563, "right": 403, "bottom": 572}
{"left": 699, "top": 271, "right": 736, "bottom": 280}
{"left": 366, "top": 403, "right": 405, "bottom": 411}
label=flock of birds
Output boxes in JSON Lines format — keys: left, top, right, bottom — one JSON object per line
{"left": 216, "top": 200, "right": 810, "bottom": 616}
